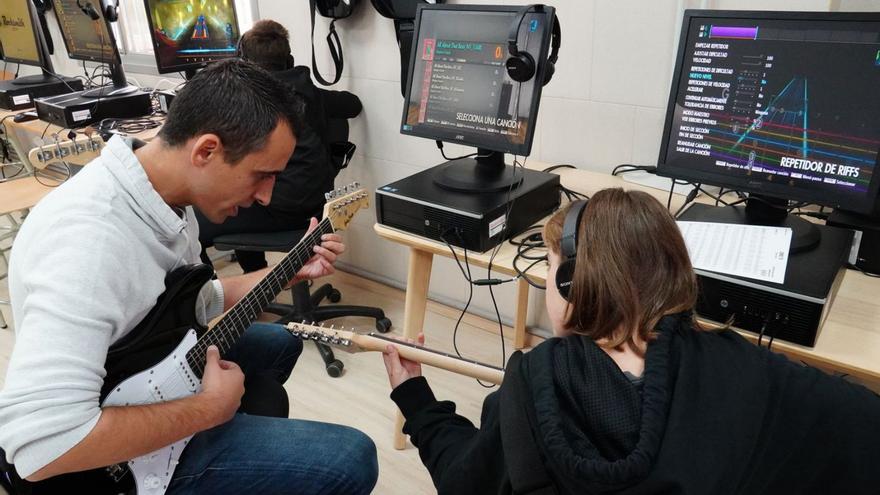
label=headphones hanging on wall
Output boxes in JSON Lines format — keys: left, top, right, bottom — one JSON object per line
{"left": 315, "top": 0, "right": 359, "bottom": 19}
{"left": 76, "top": 0, "right": 117, "bottom": 22}
{"left": 555, "top": 199, "right": 587, "bottom": 300}
{"left": 506, "top": 4, "right": 561, "bottom": 85}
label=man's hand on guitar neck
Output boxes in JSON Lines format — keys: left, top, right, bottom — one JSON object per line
{"left": 288, "top": 217, "right": 345, "bottom": 285}
{"left": 218, "top": 217, "right": 345, "bottom": 311}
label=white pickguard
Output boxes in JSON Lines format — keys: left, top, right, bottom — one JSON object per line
{"left": 102, "top": 329, "right": 202, "bottom": 495}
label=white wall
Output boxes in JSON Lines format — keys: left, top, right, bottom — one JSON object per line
{"left": 35, "top": 0, "right": 874, "bottom": 336}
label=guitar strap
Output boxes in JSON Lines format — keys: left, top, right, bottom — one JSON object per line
{"left": 499, "top": 352, "right": 559, "bottom": 495}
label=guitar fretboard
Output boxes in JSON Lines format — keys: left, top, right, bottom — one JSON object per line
{"left": 185, "top": 219, "right": 335, "bottom": 376}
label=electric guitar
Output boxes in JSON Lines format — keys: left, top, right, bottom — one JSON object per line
{"left": 287, "top": 322, "right": 505, "bottom": 384}
{"left": 15, "top": 184, "right": 369, "bottom": 495}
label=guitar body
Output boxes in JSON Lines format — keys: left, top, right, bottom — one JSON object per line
{"left": 11, "top": 265, "right": 213, "bottom": 495}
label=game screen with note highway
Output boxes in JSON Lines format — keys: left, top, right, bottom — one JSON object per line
{"left": 144, "top": 0, "right": 239, "bottom": 72}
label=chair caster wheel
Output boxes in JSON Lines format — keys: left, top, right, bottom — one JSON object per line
{"left": 326, "top": 360, "right": 344, "bottom": 378}
{"left": 376, "top": 318, "right": 392, "bottom": 333}
{"left": 328, "top": 288, "right": 342, "bottom": 303}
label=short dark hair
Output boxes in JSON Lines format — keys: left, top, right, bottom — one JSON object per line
{"left": 159, "top": 59, "right": 303, "bottom": 164}
{"left": 239, "top": 19, "right": 292, "bottom": 72}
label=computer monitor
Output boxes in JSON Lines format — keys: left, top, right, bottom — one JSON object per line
{"left": 50, "top": 0, "right": 138, "bottom": 98}
{"left": 658, "top": 10, "right": 880, "bottom": 251}
{"left": 143, "top": 0, "right": 240, "bottom": 77}
{"left": 0, "top": 0, "right": 57, "bottom": 84}
{"left": 400, "top": 4, "right": 555, "bottom": 192}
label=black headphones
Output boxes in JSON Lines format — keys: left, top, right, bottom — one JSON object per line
{"left": 506, "top": 4, "right": 560, "bottom": 85}
{"left": 555, "top": 199, "right": 587, "bottom": 300}
{"left": 77, "top": 0, "right": 117, "bottom": 22}
{"left": 316, "top": 0, "right": 359, "bottom": 19}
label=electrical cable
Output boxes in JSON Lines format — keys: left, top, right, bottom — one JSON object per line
{"left": 435, "top": 140, "right": 493, "bottom": 161}
{"left": 541, "top": 164, "right": 576, "bottom": 174}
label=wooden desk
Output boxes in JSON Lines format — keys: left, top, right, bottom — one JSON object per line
{"left": 375, "top": 164, "right": 880, "bottom": 448}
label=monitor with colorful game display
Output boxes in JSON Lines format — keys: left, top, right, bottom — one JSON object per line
{"left": 143, "top": 0, "right": 240, "bottom": 75}
{"left": 658, "top": 10, "right": 880, "bottom": 216}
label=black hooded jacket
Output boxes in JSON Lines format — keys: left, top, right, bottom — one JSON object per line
{"left": 391, "top": 314, "right": 880, "bottom": 494}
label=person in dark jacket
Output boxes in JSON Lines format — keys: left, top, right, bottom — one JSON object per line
{"left": 197, "top": 19, "right": 362, "bottom": 273}
{"left": 383, "top": 187, "right": 880, "bottom": 495}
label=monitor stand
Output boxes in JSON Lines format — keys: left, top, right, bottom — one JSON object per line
{"left": 80, "top": 62, "right": 140, "bottom": 98}
{"left": 690, "top": 194, "right": 820, "bottom": 254}
{"left": 10, "top": 73, "right": 56, "bottom": 85}
{"left": 433, "top": 149, "right": 524, "bottom": 193}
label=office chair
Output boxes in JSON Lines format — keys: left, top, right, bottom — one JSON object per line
{"left": 213, "top": 117, "right": 391, "bottom": 377}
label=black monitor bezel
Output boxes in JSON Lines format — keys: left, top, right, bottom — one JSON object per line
{"left": 141, "top": 0, "right": 241, "bottom": 75}
{"left": 657, "top": 9, "right": 880, "bottom": 214}
{"left": 0, "top": 0, "right": 46, "bottom": 67}
{"left": 50, "top": 0, "right": 122, "bottom": 64}
{"left": 399, "top": 3, "right": 554, "bottom": 157}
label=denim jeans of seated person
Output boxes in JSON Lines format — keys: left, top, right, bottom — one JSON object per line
{"left": 166, "top": 322, "right": 379, "bottom": 494}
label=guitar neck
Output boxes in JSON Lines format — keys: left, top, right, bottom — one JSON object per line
{"left": 186, "top": 219, "right": 335, "bottom": 372}
{"left": 355, "top": 333, "right": 505, "bottom": 385}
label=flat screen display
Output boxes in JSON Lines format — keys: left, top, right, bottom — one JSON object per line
{"left": 143, "top": 0, "right": 240, "bottom": 74}
{"left": 0, "top": 0, "right": 42, "bottom": 66}
{"left": 658, "top": 11, "right": 880, "bottom": 213}
{"left": 400, "top": 5, "right": 553, "bottom": 156}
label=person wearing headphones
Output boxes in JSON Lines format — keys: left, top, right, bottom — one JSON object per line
{"left": 382, "top": 188, "right": 880, "bottom": 494}
{"left": 196, "top": 19, "right": 362, "bottom": 273}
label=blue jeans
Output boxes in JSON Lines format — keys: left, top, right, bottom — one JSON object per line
{"left": 168, "top": 323, "right": 379, "bottom": 494}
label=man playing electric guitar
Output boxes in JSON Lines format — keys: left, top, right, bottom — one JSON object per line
{"left": 0, "top": 60, "right": 378, "bottom": 494}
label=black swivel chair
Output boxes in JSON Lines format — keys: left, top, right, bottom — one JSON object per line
{"left": 213, "top": 117, "right": 391, "bottom": 377}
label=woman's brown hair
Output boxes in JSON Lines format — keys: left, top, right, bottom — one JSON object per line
{"left": 544, "top": 188, "right": 699, "bottom": 351}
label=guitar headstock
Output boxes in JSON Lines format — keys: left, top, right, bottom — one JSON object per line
{"left": 285, "top": 322, "right": 365, "bottom": 353}
{"left": 323, "top": 182, "right": 369, "bottom": 232}
{"left": 27, "top": 134, "right": 105, "bottom": 170}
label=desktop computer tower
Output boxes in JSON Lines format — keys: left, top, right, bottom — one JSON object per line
{"left": 376, "top": 165, "right": 561, "bottom": 252}
{"left": 34, "top": 90, "right": 152, "bottom": 128}
{"left": 0, "top": 78, "right": 83, "bottom": 111}
{"left": 679, "top": 203, "right": 852, "bottom": 347}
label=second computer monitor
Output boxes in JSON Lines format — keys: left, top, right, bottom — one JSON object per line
{"left": 400, "top": 5, "right": 554, "bottom": 157}
{"left": 143, "top": 0, "right": 240, "bottom": 75}
{"left": 0, "top": 0, "right": 43, "bottom": 67}
{"left": 51, "top": 0, "right": 120, "bottom": 63}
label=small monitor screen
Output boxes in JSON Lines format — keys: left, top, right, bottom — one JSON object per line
{"left": 658, "top": 11, "right": 880, "bottom": 212}
{"left": 0, "top": 0, "right": 42, "bottom": 66}
{"left": 51, "top": 0, "right": 118, "bottom": 63}
{"left": 144, "top": 0, "right": 240, "bottom": 74}
{"left": 400, "top": 6, "right": 552, "bottom": 156}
